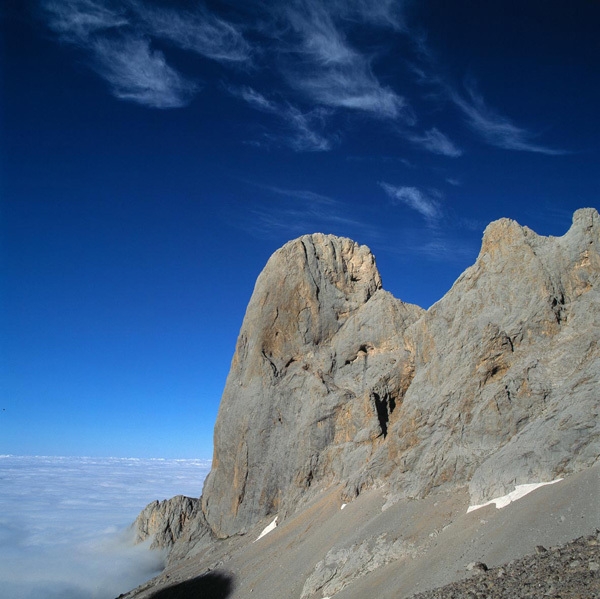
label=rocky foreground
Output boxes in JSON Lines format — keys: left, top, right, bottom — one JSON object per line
{"left": 124, "top": 209, "right": 600, "bottom": 598}
{"left": 411, "top": 533, "right": 600, "bottom": 599}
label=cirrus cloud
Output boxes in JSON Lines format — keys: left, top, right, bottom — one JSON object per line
{"left": 132, "top": 1, "right": 252, "bottom": 63}
{"left": 228, "top": 85, "right": 333, "bottom": 151}
{"left": 40, "top": 0, "right": 251, "bottom": 109}
{"left": 91, "top": 36, "right": 198, "bottom": 108}
{"left": 379, "top": 182, "right": 443, "bottom": 223}
{"left": 408, "top": 127, "right": 463, "bottom": 157}
{"left": 276, "top": 0, "right": 413, "bottom": 122}
{"left": 452, "top": 81, "right": 567, "bottom": 155}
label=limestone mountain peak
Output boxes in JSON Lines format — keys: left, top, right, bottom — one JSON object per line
{"left": 132, "top": 209, "right": 600, "bottom": 587}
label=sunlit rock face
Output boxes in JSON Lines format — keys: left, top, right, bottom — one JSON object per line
{"left": 351, "top": 208, "right": 600, "bottom": 505}
{"left": 133, "top": 495, "right": 200, "bottom": 549}
{"left": 138, "top": 209, "right": 600, "bottom": 553}
{"left": 202, "top": 233, "right": 424, "bottom": 538}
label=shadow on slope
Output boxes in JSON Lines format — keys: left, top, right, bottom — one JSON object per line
{"left": 148, "top": 571, "right": 233, "bottom": 599}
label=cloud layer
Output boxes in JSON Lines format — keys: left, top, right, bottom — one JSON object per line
{"left": 39, "top": 0, "right": 410, "bottom": 121}
{"left": 0, "top": 455, "right": 210, "bottom": 599}
{"left": 92, "top": 36, "right": 198, "bottom": 108}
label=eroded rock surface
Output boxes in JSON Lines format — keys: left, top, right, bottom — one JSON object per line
{"left": 409, "top": 533, "right": 600, "bottom": 599}
{"left": 133, "top": 209, "right": 600, "bottom": 577}
{"left": 301, "top": 534, "right": 415, "bottom": 598}
{"left": 346, "top": 207, "right": 600, "bottom": 504}
{"left": 201, "top": 233, "right": 424, "bottom": 538}
{"left": 133, "top": 495, "right": 200, "bottom": 550}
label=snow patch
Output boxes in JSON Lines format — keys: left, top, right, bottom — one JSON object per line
{"left": 254, "top": 516, "right": 278, "bottom": 542}
{"left": 467, "top": 479, "right": 563, "bottom": 513}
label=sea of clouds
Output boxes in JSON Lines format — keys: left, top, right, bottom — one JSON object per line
{"left": 0, "top": 455, "right": 211, "bottom": 599}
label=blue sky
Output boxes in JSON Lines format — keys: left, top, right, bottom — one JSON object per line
{"left": 1, "top": 0, "right": 598, "bottom": 458}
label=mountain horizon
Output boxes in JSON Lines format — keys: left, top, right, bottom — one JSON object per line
{"left": 124, "top": 207, "right": 600, "bottom": 599}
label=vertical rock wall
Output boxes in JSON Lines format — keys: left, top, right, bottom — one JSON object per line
{"left": 135, "top": 209, "right": 600, "bottom": 554}
{"left": 201, "top": 234, "right": 423, "bottom": 537}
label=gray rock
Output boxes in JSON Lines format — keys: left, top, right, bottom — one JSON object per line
{"left": 466, "top": 562, "right": 488, "bottom": 572}
{"left": 165, "top": 500, "right": 214, "bottom": 564}
{"left": 300, "top": 534, "right": 414, "bottom": 598}
{"left": 345, "top": 208, "right": 600, "bottom": 504}
{"left": 133, "top": 495, "right": 200, "bottom": 550}
{"left": 410, "top": 533, "right": 600, "bottom": 599}
{"left": 201, "top": 233, "right": 423, "bottom": 538}
{"left": 139, "top": 208, "right": 600, "bottom": 567}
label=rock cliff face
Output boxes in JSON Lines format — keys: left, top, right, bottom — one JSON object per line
{"left": 348, "top": 208, "right": 600, "bottom": 505}
{"left": 133, "top": 496, "right": 200, "bottom": 549}
{"left": 202, "top": 233, "right": 424, "bottom": 538}
{"left": 134, "top": 209, "right": 600, "bottom": 560}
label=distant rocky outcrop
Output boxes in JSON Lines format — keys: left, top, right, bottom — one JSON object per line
{"left": 132, "top": 209, "right": 600, "bottom": 571}
{"left": 133, "top": 495, "right": 200, "bottom": 550}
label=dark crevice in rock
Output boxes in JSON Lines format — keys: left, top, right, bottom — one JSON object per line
{"left": 305, "top": 469, "right": 314, "bottom": 488}
{"left": 237, "top": 468, "right": 248, "bottom": 510}
{"left": 551, "top": 293, "right": 567, "bottom": 324}
{"left": 372, "top": 386, "right": 396, "bottom": 438}
{"left": 262, "top": 350, "right": 279, "bottom": 378}
{"left": 374, "top": 393, "right": 388, "bottom": 437}
{"left": 301, "top": 239, "right": 321, "bottom": 305}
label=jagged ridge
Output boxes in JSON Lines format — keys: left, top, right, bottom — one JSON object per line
{"left": 134, "top": 209, "right": 600, "bottom": 567}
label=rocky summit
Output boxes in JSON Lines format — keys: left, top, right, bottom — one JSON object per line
{"left": 126, "top": 209, "right": 600, "bottom": 599}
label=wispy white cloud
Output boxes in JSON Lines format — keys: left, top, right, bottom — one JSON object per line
{"left": 252, "top": 204, "right": 373, "bottom": 239}
{"left": 295, "top": 0, "right": 405, "bottom": 32}
{"left": 264, "top": 186, "right": 338, "bottom": 205}
{"left": 40, "top": 0, "right": 251, "bottom": 108}
{"left": 231, "top": 184, "right": 381, "bottom": 240}
{"left": 294, "top": 65, "right": 411, "bottom": 120}
{"left": 132, "top": 2, "right": 252, "bottom": 63}
{"left": 344, "top": 0, "right": 405, "bottom": 30}
{"left": 403, "top": 33, "right": 567, "bottom": 157}
{"left": 379, "top": 228, "right": 477, "bottom": 266}
{"left": 42, "top": 0, "right": 129, "bottom": 42}
{"left": 40, "top": 0, "right": 413, "bottom": 124}
{"left": 277, "top": 0, "right": 412, "bottom": 121}
{"left": 282, "top": 105, "right": 333, "bottom": 152}
{"left": 379, "top": 182, "right": 442, "bottom": 223}
{"left": 280, "top": 0, "right": 404, "bottom": 65}
{"left": 409, "top": 127, "right": 463, "bottom": 157}
{"left": 92, "top": 36, "right": 198, "bottom": 108}
{"left": 408, "top": 237, "right": 473, "bottom": 262}
{"left": 284, "top": 1, "right": 357, "bottom": 66}
{"left": 452, "top": 81, "right": 566, "bottom": 155}
{"left": 229, "top": 85, "right": 333, "bottom": 151}
{"left": 237, "top": 86, "right": 278, "bottom": 112}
